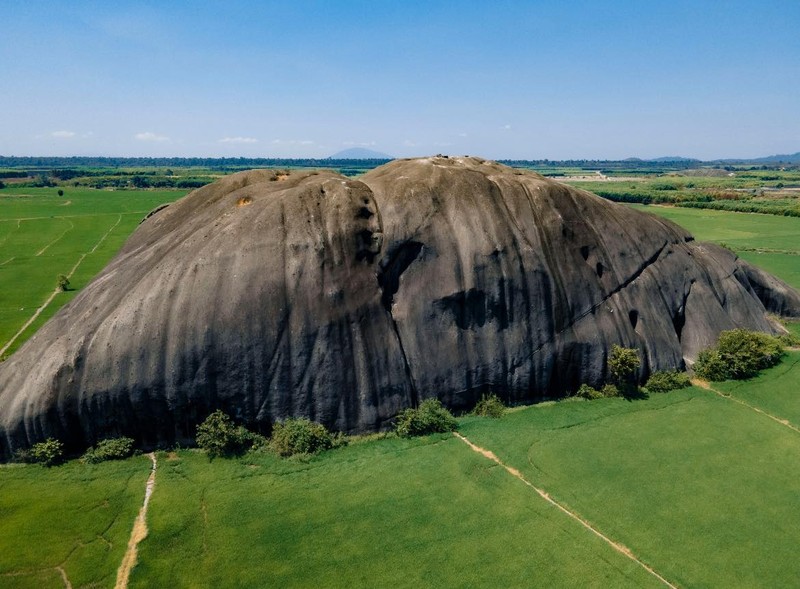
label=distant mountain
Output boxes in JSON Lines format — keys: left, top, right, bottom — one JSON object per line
{"left": 648, "top": 156, "right": 701, "bottom": 163}
{"left": 328, "top": 148, "right": 393, "bottom": 159}
{"left": 748, "top": 152, "right": 800, "bottom": 164}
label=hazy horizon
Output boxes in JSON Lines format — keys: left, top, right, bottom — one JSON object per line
{"left": 3, "top": 1, "right": 798, "bottom": 160}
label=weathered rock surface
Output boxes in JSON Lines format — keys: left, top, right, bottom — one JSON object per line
{"left": 1, "top": 157, "right": 798, "bottom": 457}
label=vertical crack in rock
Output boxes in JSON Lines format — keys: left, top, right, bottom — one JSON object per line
{"left": 377, "top": 241, "right": 424, "bottom": 406}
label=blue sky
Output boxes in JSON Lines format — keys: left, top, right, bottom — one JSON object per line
{"left": 1, "top": 0, "right": 798, "bottom": 159}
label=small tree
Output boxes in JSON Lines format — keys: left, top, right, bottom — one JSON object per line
{"left": 57, "top": 189, "right": 64, "bottom": 197}
{"left": 608, "top": 345, "right": 641, "bottom": 395}
{"left": 57, "top": 274, "right": 70, "bottom": 291}
{"left": 196, "top": 410, "right": 255, "bottom": 458}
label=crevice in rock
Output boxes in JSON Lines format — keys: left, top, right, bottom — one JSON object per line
{"left": 377, "top": 241, "right": 423, "bottom": 311}
{"left": 377, "top": 241, "right": 424, "bottom": 407}
{"left": 530, "top": 242, "right": 670, "bottom": 359}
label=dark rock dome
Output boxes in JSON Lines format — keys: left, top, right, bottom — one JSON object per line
{"left": 1, "top": 157, "right": 798, "bottom": 457}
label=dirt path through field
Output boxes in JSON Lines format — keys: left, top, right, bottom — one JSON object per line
{"left": 692, "top": 378, "right": 800, "bottom": 434}
{"left": 0, "top": 214, "right": 121, "bottom": 357}
{"left": 454, "top": 432, "right": 678, "bottom": 589}
{"left": 114, "top": 452, "right": 157, "bottom": 589}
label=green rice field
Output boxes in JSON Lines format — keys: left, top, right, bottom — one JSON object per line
{"left": 1, "top": 184, "right": 799, "bottom": 588}
{"left": 0, "top": 187, "right": 186, "bottom": 357}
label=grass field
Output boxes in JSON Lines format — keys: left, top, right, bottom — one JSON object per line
{"left": 0, "top": 186, "right": 186, "bottom": 357}
{"left": 129, "top": 440, "right": 659, "bottom": 589}
{"left": 0, "top": 456, "right": 152, "bottom": 588}
{"left": 2, "top": 180, "right": 800, "bottom": 588}
{"left": 630, "top": 204, "right": 800, "bottom": 291}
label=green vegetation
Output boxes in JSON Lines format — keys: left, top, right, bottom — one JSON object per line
{"left": 576, "top": 383, "right": 619, "bottom": 399}
{"left": 129, "top": 440, "right": 659, "bottom": 588}
{"left": 471, "top": 392, "right": 506, "bottom": 417}
{"left": 644, "top": 369, "right": 691, "bottom": 393}
{"left": 394, "top": 398, "right": 458, "bottom": 437}
{"left": 0, "top": 186, "right": 188, "bottom": 356}
{"left": 562, "top": 168, "right": 800, "bottom": 216}
{"left": 0, "top": 456, "right": 152, "bottom": 587}
{"left": 4, "top": 355, "right": 800, "bottom": 587}
{"left": 195, "top": 410, "right": 263, "bottom": 458}
{"left": 268, "top": 418, "right": 341, "bottom": 456}
{"left": 695, "top": 329, "right": 785, "bottom": 381}
{"left": 459, "top": 381, "right": 800, "bottom": 588}
{"left": 56, "top": 274, "right": 70, "bottom": 292}
{"left": 29, "top": 438, "right": 65, "bottom": 466}
{"left": 607, "top": 345, "right": 640, "bottom": 396}
{"left": 81, "top": 437, "right": 135, "bottom": 463}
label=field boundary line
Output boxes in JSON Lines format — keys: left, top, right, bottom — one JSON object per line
{"left": 0, "top": 215, "right": 121, "bottom": 357}
{"left": 115, "top": 452, "right": 157, "bottom": 589}
{"left": 454, "top": 432, "right": 679, "bottom": 589}
{"left": 36, "top": 218, "right": 75, "bottom": 256}
{"left": 692, "top": 378, "right": 800, "bottom": 434}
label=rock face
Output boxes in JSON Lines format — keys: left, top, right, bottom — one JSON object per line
{"left": 1, "top": 157, "right": 798, "bottom": 457}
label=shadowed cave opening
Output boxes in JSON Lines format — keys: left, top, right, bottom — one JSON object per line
{"left": 377, "top": 241, "right": 424, "bottom": 311}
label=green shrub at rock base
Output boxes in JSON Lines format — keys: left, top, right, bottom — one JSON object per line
{"left": 576, "top": 384, "right": 603, "bottom": 400}
{"left": 395, "top": 398, "right": 458, "bottom": 437}
{"left": 196, "top": 410, "right": 260, "bottom": 458}
{"left": 268, "top": 418, "right": 341, "bottom": 457}
{"left": 608, "top": 345, "right": 641, "bottom": 394}
{"left": 30, "top": 438, "right": 64, "bottom": 466}
{"left": 577, "top": 383, "right": 620, "bottom": 400}
{"left": 472, "top": 393, "right": 506, "bottom": 417}
{"left": 82, "top": 437, "right": 135, "bottom": 463}
{"left": 695, "top": 329, "right": 784, "bottom": 381}
{"left": 601, "top": 383, "right": 621, "bottom": 398}
{"left": 645, "top": 370, "right": 692, "bottom": 393}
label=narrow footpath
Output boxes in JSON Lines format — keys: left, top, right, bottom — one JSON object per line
{"left": 114, "top": 452, "right": 157, "bottom": 589}
{"left": 454, "top": 432, "right": 679, "bottom": 589}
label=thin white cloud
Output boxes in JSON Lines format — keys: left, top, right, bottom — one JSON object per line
{"left": 51, "top": 130, "right": 76, "bottom": 138}
{"left": 342, "top": 141, "right": 376, "bottom": 147}
{"left": 219, "top": 136, "right": 258, "bottom": 144}
{"left": 403, "top": 140, "right": 417, "bottom": 147}
{"left": 135, "top": 131, "right": 170, "bottom": 142}
{"left": 502, "top": 124, "right": 512, "bottom": 130}
{"left": 458, "top": 132, "right": 468, "bottom": 137}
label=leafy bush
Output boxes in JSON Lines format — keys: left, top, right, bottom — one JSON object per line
{"left": 694, "top": 329, "right": 784, "bottom": 381}
{"left": 472, "top": 393, "right": 506, "bottom": 417}
{"left": 196, "top": 410, "right": 257, "bottom": 458}
{"left": 577, "top": 383, "right": 620, "bottom": 400}
{"left": 645, "top": 370, "right": 691, "bottom": 393}
{"left": 777, "top": 333, "right": 800, "bottom": 347}
{"left": 601, "top": 383, "right": 621, "bottom": 398}
{"left": 268, "top": 418, "right": 339, "bottom": 457}
{"left": 30, "top": 438, "right": 64, "bottom": 466}
{"left": 395, "top": 398, "right": 458, "bottom": 437}
{"left": 82, "top": 437, "right": 135, "bottom": 463}
{"left": 576, "top": 384, "right": 603, "bottom": 400}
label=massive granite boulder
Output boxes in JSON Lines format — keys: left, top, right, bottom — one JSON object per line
{"left": 1, "top": 157, "right": 798, "bottom": 457}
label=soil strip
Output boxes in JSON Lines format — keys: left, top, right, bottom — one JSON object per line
{"left": 454, "top": 432, "right": 678, "bottom": 589}
{"left": 114, "top": 452, "right": 157, "bottom": 589}
{"left": 692, "top": 378, "right": 800, "bottom": 434}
